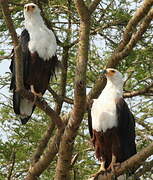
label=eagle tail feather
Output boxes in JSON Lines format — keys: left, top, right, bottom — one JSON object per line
{"left": 13, "top": 91, "right": 21, "bottom": 115}
{"left": 13, "top": 92, "right": 35, "bottom": 124}
{"left": 50, "top": 55, "right": 61, "bottom": 80}
{"left": 20, "top": 116, "right": 31, "bottom": 125}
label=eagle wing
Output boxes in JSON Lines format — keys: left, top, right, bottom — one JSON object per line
{"left": 10, "top": 29, "right": 36, "bottom": 124}
{"left": 116, "top": 98, "right": 136, "bottom": 162}
{"left": 10, "top": 29, "right": 60, "bottom": 124}
{"left": 88, "top": 108, "right": 93, "bottom": 138}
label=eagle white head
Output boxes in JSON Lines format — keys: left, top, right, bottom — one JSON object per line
{"left": 23, "top": 3, "right": 57, "bottom": 60}
{"left": 24, "top": 3, "right": 40, "bottom": 17}
{"left": 102, "top": 68, "right": 123, "bottom": 83}
{"left": 101, "top": 68, "right": 124, "bottom": 94}
{"left": 24, "top": 3, "right": 44, "bottom": 28}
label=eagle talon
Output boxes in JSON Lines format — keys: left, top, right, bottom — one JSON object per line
{"left": 107, "top": 162, "right": 121, "bottom": 172}
{"left": 90, "top": 170, "right": 106, "bottom": 178}
{"left": 30, "top": 85, "right": 43, "bottom": 105}
{"left": 91, "top": 161, "right": 107, "bottom": 177}
{"left": 30, "top": 85, "right": 42, "bottom": 98}
{"left": 90, "top": 160, "right": 106, "bottom": 177}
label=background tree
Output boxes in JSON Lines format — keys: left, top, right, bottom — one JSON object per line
{"left": 0, "top": 0, "right": 153, "bottom": 180}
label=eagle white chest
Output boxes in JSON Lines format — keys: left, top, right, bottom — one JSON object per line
{"left": 91, "top": 86, "right": 122, "bottom": 133}
{"left": 25, "top": 15, "right": 57, "bottom": 60}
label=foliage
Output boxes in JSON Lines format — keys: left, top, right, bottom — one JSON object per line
{"left": 0, "top": 0, "right": 153, "bottom": 179}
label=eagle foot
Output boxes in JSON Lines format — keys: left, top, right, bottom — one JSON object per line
{"left": 90, "top": 170, "right": 106, "bottom": 178}
{"left": 33, "top": 92, "right": 42, "bottom": 98}
{"left": 90, "top": 161, "right": 106, "bottom": 177}
{"left": 107, "top": 162, "right": 121, "bottom": 172}
{"left": 30, "top": 85, "right": 42, "bottom": 98}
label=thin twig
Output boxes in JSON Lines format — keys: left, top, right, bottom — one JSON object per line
{"left": 124, "top": 82, "right": 153, "bottom": 98}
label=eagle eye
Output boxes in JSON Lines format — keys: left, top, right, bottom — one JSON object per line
{"left": 111, "top": 70, "right": 115, "bottom": 73}
{"left": 32, "top": 5, "right": 35, "bottom": 8}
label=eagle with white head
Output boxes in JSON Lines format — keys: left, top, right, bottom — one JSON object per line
{"left": 10, "top": 3, "right": 60, "bottom": 124}
{"left": 88, "top": 68, "right": 136, "bottom": 176}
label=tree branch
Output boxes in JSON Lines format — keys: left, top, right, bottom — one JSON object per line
{"left": 55, "top": 47, "right": 69, "bottom": 114}
{"left": 124, "top": 82, "right": 153, "bottom": 98}
{"left": 54, "top": 0, "right": 72, "bottom": 113}
{"left": 90, "top": 142, "right": 153, "bottom": 180}
{"left": 116, "top": 0, "right": 153, "bottom": 53}
{"left": 54, "top": 0, "right": 96, "bottom": 179}
{"left": 89, "top": 0, "right": 101, "bottom": 14}
{"left": 0, "top": 0, "right": 24, "bottom": 90}
{"left": 74, "top": 0, "right": 89, "bottom": 22}
{"left": 48, "top": 87, "right": 74, "bottom": 105}
{"left": 0, "top": 54, "right": 12, "bottom": 61}
{"left": 25, "top": 128, "right": 64, "bottom": 180}
{"left": 88, "top": 2, "right": 153, "bottom": 100}
{"left": 135, "top": 159, "right": 153, "bottom": 178}
{"left": 31, "top": 122, "right": 55, "bottom": 164}
{"left": 64, "top": 97, "right": 74, "bottom": 104}
{"left": 107, "top": 8, "right": 153, "bottom": 68}
{"left": 7, "top": 151, "right": 16, "bottom": 180}
{"left": 25, "top": 114, "right": 69, "bottom": 180}
{"left": 19, "top": 89, "right": 64, "bottom": 129}
{"left": 48, "top": 86, "right": 61, "bottom": 104}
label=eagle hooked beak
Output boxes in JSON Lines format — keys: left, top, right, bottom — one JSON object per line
{"left": 101, "top": 69, "right": 107, "bottom": 74}
{"left": 99, "top": 69, "right": 107, "bottom": 78}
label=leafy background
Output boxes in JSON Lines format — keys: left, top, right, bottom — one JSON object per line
{"left": 0, "top": 0, "right": 153, "bottom": 179}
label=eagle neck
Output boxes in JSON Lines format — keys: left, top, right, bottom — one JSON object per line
{"left": 99, "top": 79, "right": 123, "bottom": 99}
{"left": 24, "top": 13, "right": 57, "bottom": 61}
{"left": 24, "top": 13, "right": 45, "bottom": 30}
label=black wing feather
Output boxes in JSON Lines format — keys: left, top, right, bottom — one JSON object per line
{"left": 9, "top": 50, "right": 15, "bottom": 91}
{"left": 10, "top": 29, "right": 36, "bottom": 124}
{"left": 10, "top": 50, "right": 21, "bottom": 115}
{"left": 116, "top": 98, "right": 136, "bottom": 162}
{"left": 88, "top": 108, "right": 93, "bottom": 138}
{"left": 20, "top": 29, "right": 31, "bottom": 84}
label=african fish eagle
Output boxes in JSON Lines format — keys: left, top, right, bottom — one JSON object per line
{"left": 10, "top": 3, "right": 60, "bottom": 124}
{"left": 88, "top": 68, "right": 136, "bottom": 175}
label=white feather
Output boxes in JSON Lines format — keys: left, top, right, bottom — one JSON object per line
{"left": 24, "top": 3, "right": 57, "bottom": 60}
{"left": 91, "top": 69, "right": 124, "bottom": 132}
{"left": 20, "top": 98, "right": 33, "bottom": 117}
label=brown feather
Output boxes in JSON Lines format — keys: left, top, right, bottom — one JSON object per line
{"left": 92, "top": 128, "right": 122, "bottom": 169}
